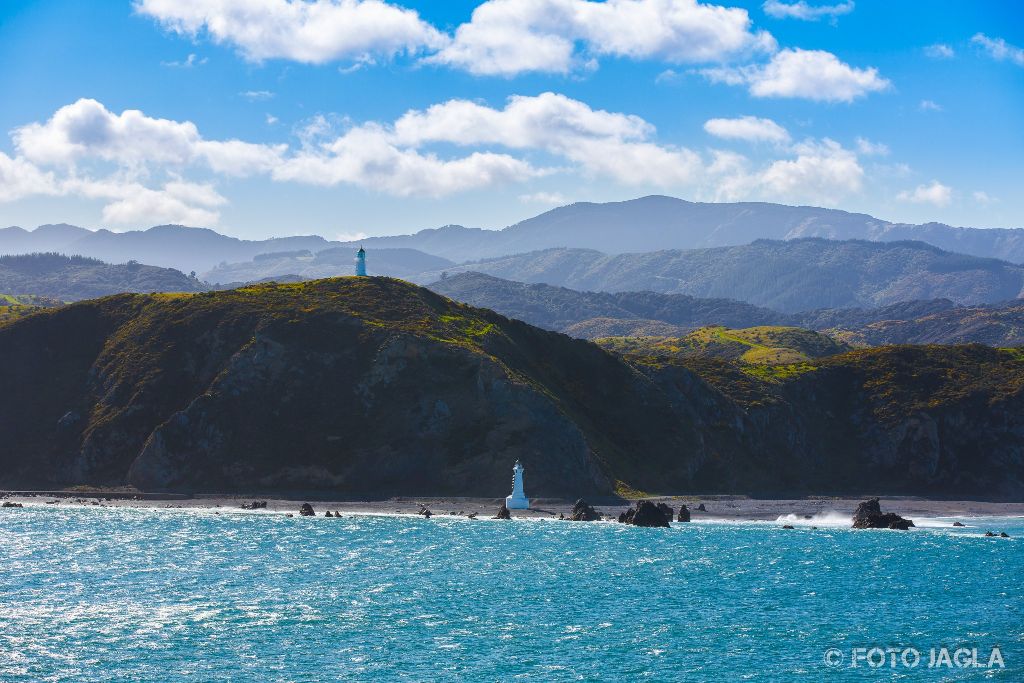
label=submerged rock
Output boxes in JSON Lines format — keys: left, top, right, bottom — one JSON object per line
{"left": 985, "top": 531, "right": 997, "bottom": 537}
{"left": 494, "top": 504, "right": 511, "bottom": 520}
{"left": 952, "top": 521, "right": 965, "bottom": 527}
{"left": 618, "top": 500, "right": 670, "bottom": 528}
{"left": 299, "top": 503, "right": 315, "bottom": 517}
{"left": 570, "top": 499, "right": 601, "bottom": 521}
{"left": 1000, "top": 532, "right": 1010, "bottom": 538}
{"left": 2, "top": 502, "right": 23, "bottom": 508}
{"left": 241, "top": 500, "right": 267, "bottom": 510}
{"left": 677, "top": 505, "right": 691, "bottom": 522}
{"left": 782, "top": 524, "right": 794, "bottom": 529}
{"left": 851, "top": 498, "right": 914, "bottom": 530}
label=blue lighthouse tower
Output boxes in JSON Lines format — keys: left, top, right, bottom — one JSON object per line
{"left": 355, "top": 246, "right": 367, "bottom": 276}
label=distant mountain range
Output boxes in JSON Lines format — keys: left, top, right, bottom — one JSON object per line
{"left": 0, "top": 253, "right": 204, "bottom": 301}
{"left": 429, "top": 272, "right": 1024, "bottom": 346}
{"left": 424, "top": 239, "right": 1024, "bottom": 312}
{"left": 337, "top": 195, "right": 1024, "bottom": 263}
{"left": 0, "top": 223, "right": 334, "bottom": 274}
{"left": 4, "top": 195, "right": 1023, "bottom": 276}
{"left": 204, "top": 247, "right": 454, "bottom": 285}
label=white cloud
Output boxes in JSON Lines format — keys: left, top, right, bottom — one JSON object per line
{"left": 390, "top": 92, "right": 702, "bottom": 186}
{"left": 855, "top": 137, "right": 888, "bottom": 156}
{"left": 655, "top": 68, "right": 682, "bottom": 84}
{"left": 924, "top": 43, "right": 954, "bottom": 59}
{"left": 897, "top": 180, "right": 952, "bottom": 207}
{"left": 273, "top": 127, "right": 543, "bottom": 197}
{"left": 703, "top": 48, "right": 889, "bottom": 102}
{"left": 519, "top": 191, "right": 569, "bottom": 205}
{"left": 971, "top": 33, "right": 1024, "bottom": 67}
{"left": 705, "top": 139, "right": 864, "bottom": 205}
{"left": 13, "top": 98, "right": 285, "bottom": 176}
{"left": 425, "top": 0, "right": 776, "bottom": 76}
{"left": 0, "top": 152, "right": 59, "bottom": 202}
{"left": 240, "top": 90, "right": 275, "bottom": 101}
{"left": 757, "top": 139, "right": 863, "bottom": 202}
{"left": 266, "top": 114, "right": 279, "bottom": 125}
{"left": 704, "top": 115, "right": 790, "bottom": 143}
{"left": 1, "top": 94, "right": 885, "bottom": 225}
{"left": 74, "top": 178, "right": 228, "bottom": 226}
{"left": 762, "top": 1, "right": 854, "bottom": 21}
{"left": 161, "top": 53, "right": 208, "bottom": 67}
{"left": 919, "top": 99, "right": 942, "bottom": 111}
{"left": 973, "top": 191, "right": 996, "bottom": 206}
{"left": 135, "top": 0, "right": 448, "bottom": 64}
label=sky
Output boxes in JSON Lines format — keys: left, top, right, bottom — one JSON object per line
{"left": 0, "top": 0, "right": 1022, "bottom": 240}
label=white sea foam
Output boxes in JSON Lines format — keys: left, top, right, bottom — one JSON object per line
{"left": 774, "top": 511, "right": 852, "bottom": 528}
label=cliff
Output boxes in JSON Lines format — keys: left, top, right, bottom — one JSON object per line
{"left": 1, "top": 278, "right": 1022, "bottom": 498}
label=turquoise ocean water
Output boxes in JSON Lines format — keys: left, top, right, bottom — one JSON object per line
{"left": 0, "top": 506, "right": 1021, "bottom": 681}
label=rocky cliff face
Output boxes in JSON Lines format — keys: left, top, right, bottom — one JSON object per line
{"left": 1, "top": 278, "right": 1023, "bottom": 498}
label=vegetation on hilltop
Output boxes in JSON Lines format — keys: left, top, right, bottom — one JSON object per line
{"left": 0, "top": 253, "right": 206, "bottom": 302}
{"left": 597, "top": 326, "right": 850, "bottom": 367}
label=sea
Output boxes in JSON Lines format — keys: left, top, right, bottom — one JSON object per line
{"left": 0, "top": 506, "right": 1021, "bottom": 681}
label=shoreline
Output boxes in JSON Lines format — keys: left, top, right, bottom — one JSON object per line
{"left": 4, "top": 491, "right": 1024, "bottom": 522}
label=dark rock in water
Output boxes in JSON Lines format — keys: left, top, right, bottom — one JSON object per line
{"left": 241, "top": 500, "right": 267, "bottom": 510}
{"left": 697, "top": 503, "right": 706, "bottom": 512}
{"left": 656, "top": 502, "right": 674, "bottom": 521}
{"left": 851, "top": 498, "right": 914, "bottom": 530}
{"left": 324, "top": 511, "right": 333, "bottom": 517}
{"left": 985, "top": 531, "right": 997, "bottom": 537}
{"left": 782, "top": 524, "right": 794, "bottom": 529}
{"left": 299, "top": 503, "right": 315, "bottom": 516}
{"left": 558, "top": 513, "right": 565, "bottom": 520}
{"left": 2, "top": 502, "right": 23, "bottom": 508}
{"left": 677, "top": 505, "right": 690, "bottom": 522}
{"left": 570, "top": 499, "right": 601, "bottom": 521}
{"left": 421, "top": 509, "right": 432, "bottom": 519}
{"left": 494, "top": 504, "right": 511, "bottom": 520}
{"left": 952, "top": 521, "right": 965, "bottom": 527}
{"left": 618, "top": 500, "right": 670, "bottom": 527}
{"left": 1000, "top": 532, "right": 1009, "bottom": 538}
{"left": 467, "top": 512, "right": 477, "bottom": 519}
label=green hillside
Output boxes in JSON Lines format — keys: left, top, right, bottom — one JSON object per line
{"left": 597, "top": 325, "right": 851, "bottom": 366}
{"left": 1, "top": 277, "right": 1022, "bottom": 498}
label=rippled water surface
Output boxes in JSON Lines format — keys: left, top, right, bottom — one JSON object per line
{"left": 1, "top": 507, "right": 1022, "bottom": 681}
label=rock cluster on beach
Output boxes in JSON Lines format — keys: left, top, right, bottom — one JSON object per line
{"left": 241, "top": 500, "right": 267, "bottom": 510}
{"left": 570, "top": 499, "right": 601, "bottom": 521}
{"left": 494, "top": 503, "right": 511, "bottom": 520}
{"left": 618, "top": 500, "right": 671, "bottom": 527}
{"left": 2, "top": 501, "right": 24, "bottom": 508}
{"left": 851, "top": 498, "right": 915, "bottom": 530}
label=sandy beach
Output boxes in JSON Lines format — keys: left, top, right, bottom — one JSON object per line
{"left": 3, "top": 490, "right": 1023, "bottom": 523}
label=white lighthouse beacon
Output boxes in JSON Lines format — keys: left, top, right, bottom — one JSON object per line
{"left": 506, "top": 460, "right": 530, "bottom": 509}
{"left": 355, "top": 246, "right": 367, "bottom": 276}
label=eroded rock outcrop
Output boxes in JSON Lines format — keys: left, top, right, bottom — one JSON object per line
{"left": 677, "top": 504, "right": 691, "bottom": 522}
{"left": 851, "top": 498, "right": 914, "bottom": 530}
{"left": 299, "top": 503, "right": 315, "bottom": 517}
{"left": 618, "top": 500, "right": 671, "bottom": 527}
{"left": 570, "top": 499, "right": 601, "bottom": 521}
{"left": 494, "top": 503, "right": 511, "bottom": 520}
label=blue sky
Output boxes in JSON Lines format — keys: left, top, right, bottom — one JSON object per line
{"left": 0, "top": 0, "right": 1022, "bottom": 240}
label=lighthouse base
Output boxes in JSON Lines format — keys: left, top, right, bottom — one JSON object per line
{"left": 505, "top": 494, "right": 530, "bottom": 510}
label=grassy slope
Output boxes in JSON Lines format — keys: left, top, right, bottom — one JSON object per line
{"left": 597, "top": 325, "right": 850, "bottom": 368}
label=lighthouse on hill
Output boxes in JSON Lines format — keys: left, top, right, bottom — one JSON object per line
{"left": 355, "top": 247, "right": 367, "bottom": 276}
